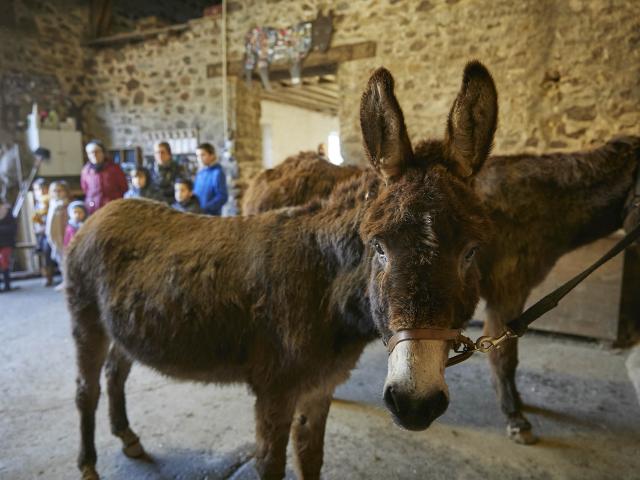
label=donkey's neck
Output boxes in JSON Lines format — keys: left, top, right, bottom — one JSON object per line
{"left": 302, "top": 171, "right": 380, "bottom": 341}
{"left": 477, "top": 137, "right": 639, "bottom": 254}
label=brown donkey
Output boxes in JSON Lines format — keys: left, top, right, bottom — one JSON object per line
{"left": 66, "top": 61, "right": 498, "bottom": 480}
{"left": 242, "top": 151, "right": 361, "bottom": 215}
{"left": 245, "top": 137, "right": 640, "bottom": 444}
{"left": 474, "top": 135, "right": 640, "bottom": 443}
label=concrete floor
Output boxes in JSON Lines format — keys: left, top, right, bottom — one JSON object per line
{"left": 1, "top": 278, "right": 640, "bottom": 480}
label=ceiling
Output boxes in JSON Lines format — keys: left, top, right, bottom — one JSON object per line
{"left": 260, "top": 75, "right": 339, "bottom": 116}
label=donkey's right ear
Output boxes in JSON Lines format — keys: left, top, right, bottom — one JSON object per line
{"left": 360, "top": 68, "right": 413, "bottom": 181}
{"left": 444, "top": 61, "right": 498, "bottom": 179}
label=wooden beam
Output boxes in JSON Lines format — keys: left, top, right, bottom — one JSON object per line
{"left": 270, "top": 87, "right": 338, "bottom": 105}
{"left": 90, "top": 0, "right": 112, "bottom": 38}
{"left": 261, "top": 92, "right": 337, "bottom": 115}
{"left": 245, "top": 64, "right": 338, "bottom": 84}
{"left": 207, "top": 41, "right": 376, "bottom": 78}
{"left": 300, "top": 84, "right": 339, "bottom": 98}
{"left": 85, "top": 23, "right": 189, "bottom": 47}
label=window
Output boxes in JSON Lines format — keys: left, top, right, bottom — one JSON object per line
{"left": 328, "top": 131, "right": 343, "bottom": 165}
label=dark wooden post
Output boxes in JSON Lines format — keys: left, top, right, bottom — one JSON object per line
{"left": 90, "top": 0, "right": 113, "bottom": 39}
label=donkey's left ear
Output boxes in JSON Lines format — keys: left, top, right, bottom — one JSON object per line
{"left": 444, "top": 61, "right": 498, "bottom": 179}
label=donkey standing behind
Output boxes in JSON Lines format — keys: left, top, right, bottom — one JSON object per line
{"left": 244, "top": 136, "right": 640, "bottom": 444}
{"left": 242, "top": 150, "right": 360, "bottom": 215}
{"left": 67, "top": 60, "right": 499, "bottom": 480}
{"left": 474, "top": 135, "right": 640, "bottom": 442}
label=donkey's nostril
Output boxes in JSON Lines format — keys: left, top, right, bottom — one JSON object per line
{"left": 428, "top": 390, "right": 449, "bottom": 420}
{"left": 384, "top": 384, "right": 414, "bottom": 422}
{"left": 383, "top": 385, "right": 401, "bottom": 415}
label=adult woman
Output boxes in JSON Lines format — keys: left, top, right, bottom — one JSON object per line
{"left": 80, "top": 140, "right": 127, "bottom": 214}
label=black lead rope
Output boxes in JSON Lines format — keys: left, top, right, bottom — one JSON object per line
{"left": 508, "top": 161, "right": 640, "bottom": 338}
{"left": 506, "top": 221, "right": 640, "bottom": 337}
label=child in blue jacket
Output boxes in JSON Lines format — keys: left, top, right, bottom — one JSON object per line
{"left": 193, "top": 143, "right": 228, "bottom": 215}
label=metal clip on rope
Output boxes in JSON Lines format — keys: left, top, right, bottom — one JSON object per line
{"left": 445, "top": 329, "right": 517, "bottom": 367}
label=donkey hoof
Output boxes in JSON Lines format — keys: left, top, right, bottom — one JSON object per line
{"left": 117, "top": 428, "right": 145, "bottom": 458}
{"left": 80, "top": 465, "right": 100, "bottom": 480}
{"left": 123, "top": 439, "right": 145, "bottom": 458}
{"left": 507, "top": 425, "right": 538, "bottom": 445}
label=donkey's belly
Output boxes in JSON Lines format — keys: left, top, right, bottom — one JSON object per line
{"left": 104, "top": 310, "right": 254, "bottom": 383}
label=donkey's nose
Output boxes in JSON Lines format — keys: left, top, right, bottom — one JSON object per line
{"left": 383, "top": 385, "right": 449, "bottom": 431}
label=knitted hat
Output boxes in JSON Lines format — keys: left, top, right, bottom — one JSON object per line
{"left": 85, "top": 139, "right": 105, "bottom": 152}
{"left": 67, "top": 200, "right": 87, "bottom": 217}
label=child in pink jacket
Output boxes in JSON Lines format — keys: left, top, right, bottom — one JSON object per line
{"left": 64, "top": 200, "right": 87, "bottom": 249}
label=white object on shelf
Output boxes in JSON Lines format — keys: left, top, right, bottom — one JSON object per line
{"left": 143, "top": 128, "right": 200, "bottom": 155}
{"left": 27, "top": 117, "right": 83, "bottom": 176}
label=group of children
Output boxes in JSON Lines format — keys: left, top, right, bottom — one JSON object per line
{"left": 32, "top": 179, "right": 87, "bottom": 289}
{"left": 124, "top": 167, "right": 201, "bottom": 214}
{"left": 122, "top": 141, "right": 227, "bottom": 215}
{"left": 0, "top": 140, "right": 226, "bottom": 292}
{"left": 31, "top": 167, "right": 202, "bottom": 290}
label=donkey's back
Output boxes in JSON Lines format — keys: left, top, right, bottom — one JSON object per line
{"left": 66, "top": 199, "right": 259, "bottom": 380}
{"left": 242, "top": 151, "right": 361, "bottom": 215}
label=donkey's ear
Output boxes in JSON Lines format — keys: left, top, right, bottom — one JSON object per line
{"left": 360, "top": 67, "right": 413, "bottom": 181}
{"left": 444, "top": 61, "right": 498, "bottom": 178}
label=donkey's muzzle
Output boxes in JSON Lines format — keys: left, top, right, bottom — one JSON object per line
{"left": 383, "top": 385, "right": 449, "bottom": 431}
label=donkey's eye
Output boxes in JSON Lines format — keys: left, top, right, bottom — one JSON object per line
{"left": 373, "top": 240, "right": 386, "bottom": 257}
{"left": 464, "top": 245, "right": 479, "bottom": 263}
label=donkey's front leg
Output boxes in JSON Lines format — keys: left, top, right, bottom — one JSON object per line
{"left": 484, "top": 300, "right": 538, "bottom": 445}
{"left": 291, "top": 389, "right": 333, "bottom": 479}
{"left": 254, "top": 392, "right": 298, "bottom": 479}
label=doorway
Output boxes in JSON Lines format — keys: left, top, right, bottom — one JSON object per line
{"left": 259, "top": 74, "right": 342, "bottom": 168}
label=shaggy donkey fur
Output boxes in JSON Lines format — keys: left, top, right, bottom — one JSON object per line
{"left": 242, "top": 151, "right": 360, "bottom": 215}
{"left": 244, "top": 135, "right": 640, "bottom": 444}
{"left": 474, "top": 135, "right": 640, "bottom": 442}
{"left": 67, "top": 61, "right": 498, "bottom": 480}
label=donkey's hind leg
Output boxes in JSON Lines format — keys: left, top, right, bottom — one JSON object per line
{"left": 291, "top": 388, "right": 333, "bottom": 480}
{"left": 484, "top": 299, "right": 538, "bottom": 445}
{"left": 72, "top": 305, "right": 109, "bottom": 480}
{"left": 105, "top": 345, "right": 145, "bottom": 459}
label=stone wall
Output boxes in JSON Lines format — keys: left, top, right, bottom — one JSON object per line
{"left": 223, "top": 0, "right": 640, "bottom": 165}
{"left": 0, "top": 0, "right": 94, "bottom": 146}
{"left": 88, "top": 17, "right": 226, "bottom": 152}
{"left": 3, "top": 0, "right": 638, "bottom": 185}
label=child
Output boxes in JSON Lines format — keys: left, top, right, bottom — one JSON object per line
{"left": 64, "top": 200, "right": 87, "bottom": 249}
{"left": 172, "top": 178, "right": 201, "bottom": 214}
{"left": 46, "top": 181, "right": 70, "bottom": 289}
{"left": 194, "top": 143, "right": 227, "bottom": 215}
{"left": 32, "top": 178, "right": 55, "bottom": 286}
{"left": 0, "top": 191, "right": 17, "bottom": 292}
{"left": 125, "top": 167, "right": 161, "bottom": 201}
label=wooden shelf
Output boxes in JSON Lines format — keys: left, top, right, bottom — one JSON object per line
{"left": 207, "top": 41, "right": 377, "bottom": 79}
